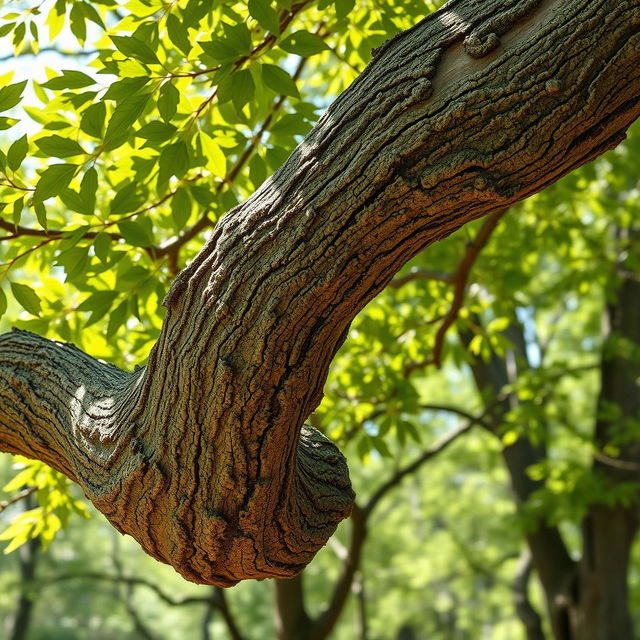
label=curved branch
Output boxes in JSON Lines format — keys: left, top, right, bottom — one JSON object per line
{"left": 1, "top": 0, "right": 640, "bottom": 586}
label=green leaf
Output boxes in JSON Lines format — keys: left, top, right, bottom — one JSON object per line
{"left": 60, "top": 167, "right": 97, "bottom": 215}
{"left": 69, "top": 3, "right": 86, "bottom": 42}
{"left": 0, "top": 288, "right": 6, "bottom": 320}
{"left": 33, "top": 164, "right": 77, "bottom": 202}
{"left": 158, "top": 141, "right": 190, "bottom": 183}
{"left": 93, "top": 233, "right": 111, "bottom": 262}
{"left": 261, "top": 64, "right": 299, "bottom": 98}
{"left": 200, "top": 133, "right": 226, "bottom": 176}
{"left": 77, "top": 289, "right": 118, "bottom": 315}
{"left": 0, "top": 117, "right": 19, "bottom": 130}
{"left": 7, "top": 134, "right": 28, "bottom": 171}
{"left": 135, "top": 120, "right": 177, "bottom": 142}
{"left": 171, "top": 186, "right": 191, "bottom": 229}
{"left": 103, "top": 77, "right": 149, "bottom": 101}
{"left": 0, "top": 80, "right": 27, "bottom": 112}
{"left": 10, "top": 282, "right": 41, "bottom": 317}
{"left": 42, "top": 71, "right": 94, "bottom": 90}
{"left": 104, "top": 92, "right": 151, "bottom": 150}
{"left": 230, "top": 69, "right": 255, "bottom": 112}
{"left": 111, "top": 35, "right": 160, "bottom": 65}
{"left": 60, "top": 189, "right": 90, "bottom": 215}
{"left": 157, "top": 82, "right": 179, "bottom": 122}
{"left": 35, "top": 135, "right": 85, "bottom": 158}
{"left": 166, "top": 13, "right": 191, "bottom": 55}
{"left": 279, "top": 30, "right": 329, "bottom": 57}
{"left": 270, "top": 113, "right": 311, "bottom": 136}
{"left": 118, "top": 220, "right": 154, "bottom": 247}
{"left": 222, "top": 23, "right": 252, "bottom": 54}
{"left": 249, "top": 153, "right": 267, "bottom": 187}
{"left": 248, "top": 0, "right": 280, "bottom": 34}
{"left": 80, "top": 102, "right": 106, "bottom": 138}
{"left": 12, "top": 22, "right": 25, "bottom": 49}
{"left": 12, "top": 197, "right": 23, "bottom": 226}
{"left": 56, "top": 246, "right": 90, "bottom": 280}
{"left": 199, "top": 39, "right": 240, "bottom": 64}
{"left": 110, "top": 182, "right": 146, "bottom": 215}
{"left": 106, "top": 300, "right": 128, "bottom": 338}
{"left": 33, "top": 201, "right": 47, "bottom": 230}
{"left": 79, "top": 1, "right": 105, "bottom": 29}
{"left": 334, "top": 0, "right": 355, "bottom": 19}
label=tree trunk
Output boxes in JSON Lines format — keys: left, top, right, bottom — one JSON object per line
{"left": 1, "top": 0, "right": 639, "bottom": 586}
{"left": 575, "top": 236, "right": 640, "bottom": 640}
{"left": 462, "top": 320, "right": 578, "bottom": 639}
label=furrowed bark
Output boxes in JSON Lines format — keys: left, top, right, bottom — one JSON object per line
{"left": 1, "top": 0, "right": 640, "bottom": 586}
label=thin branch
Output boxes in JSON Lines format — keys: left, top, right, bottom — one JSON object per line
{"left": 214, "top": 587, "right": 246, "bottom": 640}
{"left": 201, "top": 587, "right": 216, "bottom": 640}
{"left": 388, "top": 267, "right": 453, "bottom": 288}
{"left": 0, "top": 487, "right": 36, "bottom": 514}
{"left": 404, "top": 209, "right": 507, "bottom": 374}
{"left": 0, "top": 46, "right": 98, "bottom": 63}
{"left": 363, "top": 421, "right": 474, "bottom": 517}
{"left": 38, "top": 572, "right": 217, "bottom": 608}
{"left": 417, "top": 403, "right": 496, "bottom": 431}
{"left": 112, "top": 548, "right": 161, "bottom": 640}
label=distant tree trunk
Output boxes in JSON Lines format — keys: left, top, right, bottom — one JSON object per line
{"left": 464, "top": 229, "right": 640, "bottom": 639}
{"left": 1, "top": 0, "right": 639, "bottom": 585}
{"left": 574, "top": 232, "right": 640, "bottom": 640}
{"left": 462, "top": 320, "right": 577, "bottom": 639}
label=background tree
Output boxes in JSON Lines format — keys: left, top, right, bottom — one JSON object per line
{"left": 1, "top": 0, "right": 640, "bottom": 639}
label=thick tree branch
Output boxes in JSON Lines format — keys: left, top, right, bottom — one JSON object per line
{"left": 1, "top": 0, "right": 639, "bottom": 587}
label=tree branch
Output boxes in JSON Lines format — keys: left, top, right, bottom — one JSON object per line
{"left": 0, "top": 487, "right": 36, "bottom": 514}
{"left": 404, "top": 209, "right": 507, "bottom": 374}
{"left": 1, "top": 0, "right": 639, "bottom": 586}
{"left": 364, "top": 421, "right": 475, "bottom": 517}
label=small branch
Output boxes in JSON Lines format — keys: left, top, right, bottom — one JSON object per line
{"left": 388, "top": 267, "right": 453, "bottom": 288}
{"left": 418, "top": 403, "right": 496, "bottom": 431}
{"left": 363, "top": 421, "right": 474, "bottom": 517}
{"left": 214, "top": 587, "right": 246, "bottom": 640}
{"left": 0, "top": 487, "right": 36, "bottom": 514}
{"left": 200, "top": 586, "right": 217, "bottom": 640}
{"left": 404, "top": 209, "right": 507, "bottom": 374}
{"left": 112, "top": 548, "right": 161, "bottom": 640}
{"left": 353, "top": 571, "right": 369, "bottom": 640}
{"left": 38, "top": 572, "right": 217, "bottom": 608}
{"left": 0, "top": 46, "right": 98, "bottom": 63}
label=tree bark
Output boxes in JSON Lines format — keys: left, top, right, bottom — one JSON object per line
{"left": 576, "top": 234, "right": 640, "bottom": 640}
{"left": 1, "top": 0, "right": 640, "bottom": 586}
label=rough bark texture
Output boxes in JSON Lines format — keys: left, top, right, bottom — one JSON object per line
{"left": 1, "top": 0, "right": 640, "bottom": 586}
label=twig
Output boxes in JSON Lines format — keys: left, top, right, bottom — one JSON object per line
{"left": 0, "top": 487, "right": 37, "bottom": 514}
{"left": 388, "top": 267, "right": 452, "bottom": 288}
{"left": 363, "top": 421, "right": 475, "bottom": 516}
{"left": 39, "top": 572, "right": 217, "bottom": 608}
{"left": 404, "top": 208, "right": 507, "bottom": 374}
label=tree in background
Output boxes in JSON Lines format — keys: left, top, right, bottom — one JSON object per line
{"left": 0, "top": 0, "right": 640, "bottom": 639}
